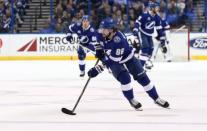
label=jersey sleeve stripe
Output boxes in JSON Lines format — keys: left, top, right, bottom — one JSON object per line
{"left": 109, "top": 55, "right": 122, "bottom": 62}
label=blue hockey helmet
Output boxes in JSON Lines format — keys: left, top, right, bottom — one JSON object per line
{"left": 102, "top": 17, "right": 116, "bottom": 29}
{"left": 82, "top": 15, "right": 89, "bottom": 21}
{"left": 148, "top": 1, "right": 158, "bottom": 9}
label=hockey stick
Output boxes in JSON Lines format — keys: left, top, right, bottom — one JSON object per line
{"left": 61, "top": 59, "right": 99, "bottom": 115}
{"left": 174, "top": 25, "right": 186, "bottom": 32}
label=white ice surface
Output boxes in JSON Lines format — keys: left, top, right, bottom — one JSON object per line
{"left": 0, "top": 60, "right": 207, "bottom": 131}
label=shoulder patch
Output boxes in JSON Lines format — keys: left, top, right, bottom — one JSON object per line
{"left": 77, "top": 22, "right": 81, "bottom": 26}
{"left": 90, "top": 28, "right": 95, "bottom": 32}
{"left": 114, "top": 36, "right": 121, "bottom": 43}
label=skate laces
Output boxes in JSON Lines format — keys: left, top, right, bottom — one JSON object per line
{"left": 156, "top": 98, "right": 166, "bottom": 105}
{"left": 130, "top": 99, "right": 140, "bottom": 106}
{"left": 80, "top": 71, "right": 85, "bottom": 75}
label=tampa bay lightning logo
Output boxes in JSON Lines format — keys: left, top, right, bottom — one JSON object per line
{"left": 80, "top": 36, "right": 89, "bottom": 44}
{"left": 145, "top": 21, "right": 155, "bottom": 30}
{"left": 114, "top": 36, "right": 121, "bottom": 43}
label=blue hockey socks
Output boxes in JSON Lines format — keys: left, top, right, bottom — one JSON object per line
{"left": 136, "top": 73, "right": 159, "bottom": 101}
{"left": 122, "top": 89, "right": 134, "bottom": 101}
{"left": 79, "top": 64, "right": 85, "bottom": 72}
{"left": 146, "top": 86, "right": 159, "bottom": 101}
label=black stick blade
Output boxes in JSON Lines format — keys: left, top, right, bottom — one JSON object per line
{"left": 61, "top": 108, "right": 76, "bottom": 115}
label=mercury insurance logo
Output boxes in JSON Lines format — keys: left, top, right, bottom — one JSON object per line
{"left": 18, "top": 38, "right": 37, "bottom": 52}
{"left": 17, "top": 36, "right": 78, "bottom": 53}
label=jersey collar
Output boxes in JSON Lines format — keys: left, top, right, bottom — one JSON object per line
{"left": 83, "top": 25, "right": 91, "bottom": 31}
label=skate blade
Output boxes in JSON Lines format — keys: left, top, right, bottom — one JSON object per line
{"left": 135, "top": 108, "right": 143, "bottom": 111}
{"left": 155, "top": 103, "right": 171, "bottom": 109}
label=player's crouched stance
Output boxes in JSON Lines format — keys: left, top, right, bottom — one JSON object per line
{"left": 88, "top": 18, "right": 169, "bottom": 110}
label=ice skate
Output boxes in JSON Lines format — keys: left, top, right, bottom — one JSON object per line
{"left": 145, "top": 60, "right": 153, "bottom": 70}
{"left": 129, "top": 99, "right": 143, "bottom": 111}
{"left": 164, "top": 55, "right": 172, "bottom": 62}
{"left": 79, "top": 71, "right": 85, "bottom": 77}
{"left": 155, "top": 97, "right": 170, "bottom": 108}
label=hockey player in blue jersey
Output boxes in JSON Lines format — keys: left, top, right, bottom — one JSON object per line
{"left": 88, "top": 18, "right": 169, "bottom": 110}
{"left": 154, "top": 9, "right": 172, "bottom": 62}
{"left": 66, "top": 15, "right": 96, "bottom": 77}
{"left": 133, "top": 2, "right": 163, "bottom": 69}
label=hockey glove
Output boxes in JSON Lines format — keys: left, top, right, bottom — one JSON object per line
{"left": 133, "top": 28, "right": 139, "bottom": 37}
{"left": 94, "top": 43, "right": 105, "bottom": 60}
{"left": 160, "top": 42, "right": 167, "bottom": 53}
{"left": 66, "top": 33, "right": 73, "bottom": 43}
{"left": 155, "top": 36, "right": 161, "bottom": 41}
{"left": 88, "top": 64, "right": 104, "bottom": 78}
{"left": 132, "top": 37, "right": 140, "bottom": 54}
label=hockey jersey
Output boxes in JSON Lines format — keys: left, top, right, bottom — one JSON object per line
{"left": 134, "top": 12, "right": 162, "bottom": 36}
{"left": 102, "top": 31, "right": 135, "bottom": 64}
{"left": 67, "top": 22, "right": 97, "bottom": 51}
{"left": 157, "top": 16, "right": 170, "bottom": 40}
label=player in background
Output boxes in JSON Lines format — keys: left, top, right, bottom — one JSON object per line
{"left": 154, "top": 8, "right": 172, "bottom": 62}
{"left": 66, "top": 15, "right": 96, "bottom": 77}
{"left": 133, "top": 2, "right": 163, "bottom": 69}
{"left": 87, "top": 18, "right": 169, "bottom": 110}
